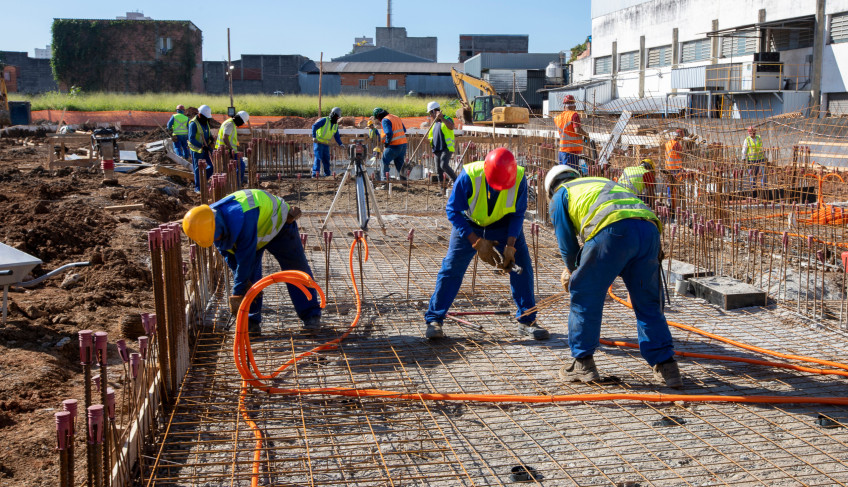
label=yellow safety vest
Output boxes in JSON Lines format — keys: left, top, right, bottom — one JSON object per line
{"left": 314, "top": 117, "right": 339, "bottom": 145}
{"left": 745, "top": 135, "right": 764, "bottom": 161}
{"left": 215, "top": 118, "right": 238, "bottom": 152}
{"left": 558, "top": 177, "right": 659, "bottom": 242}
{"left": 231, "top": 189, "right": 290, "bottom": 250}
{"left": 464, "top": 160, "right": 525, "bottom": 227}
{"left": 618, "top": 166, "right": 648, "bottom": 194}
{"left": 188, "top": 116, "right": 210, "bottom": 153}
{"left": 172, "top": 113, "right": 189, "bottom": 135}
{"left": 427, "top": 118, "right": 455, "bottom": 153}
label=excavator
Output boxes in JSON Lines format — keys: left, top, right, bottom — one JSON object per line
{"left": 450, "top": 67, "right": 529, "bottom": 127}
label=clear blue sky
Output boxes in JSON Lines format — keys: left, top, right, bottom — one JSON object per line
{"left": 5, "top": 1, "right": 591, "bottom": 63}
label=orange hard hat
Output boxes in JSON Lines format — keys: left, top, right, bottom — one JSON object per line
{"left": 484, "top": 148, "right": 517, "bottom": 191}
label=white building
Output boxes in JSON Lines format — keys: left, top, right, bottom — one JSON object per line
{"left": 552, "top": 0, "right": 848, "bottom": 118}
{"left": 33, "top": 45, "right": 51, "bottom": 59}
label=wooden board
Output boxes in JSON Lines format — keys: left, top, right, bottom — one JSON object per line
{"left": 154, "top": 164, "right": 194, "bottom": 182}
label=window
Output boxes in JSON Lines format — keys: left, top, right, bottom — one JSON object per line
{"left": 594, "top": 55, "right": 612, "bottom": 75}
{"left": 680, "top": 38, "right": 710, "bottom": 63}
{"left": 618, "top": 51, "right": 639, "bottom": 71}
{"left": 388, "top": 79, "right": 398, "bottom": 91}
{"left": 830, "top": 12, "right": 848, "bottom": 43}
{"left": 769, "top": 22, "right": 814, "bottom": 50}
{"left": 647, "top": 45, "right": 672, "bottom": 67}
{"left": 359, "top": 79, "right": 369, "bottom": 90}
{"left": 157, "top": 37, "right": 172, "bottom": 54}
{"left": 721, "top": 35, "right": 757, "bottom": 57}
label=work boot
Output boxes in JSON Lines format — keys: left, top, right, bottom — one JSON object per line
{"left": 247, "top": 319, "right": 261, "bottom": 336}
{"left": 652, "top": 358, "right": 683, "bottom": 389}
{"left": 425, "top": 322, "right": 445, "bottom": 339}
{"left": 559, "top": 356, "right": 601, "bottom": 383}
{"left": 517, "top": 322, "right": 550, "bottom": 340}
{"left": 302, "top": 315, "right": 321, "bottom": 330}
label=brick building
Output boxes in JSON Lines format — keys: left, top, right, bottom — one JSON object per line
{"left": 51, "top": 17, "right": 203, "bottom": 93}
{"left": 203, "top": 55, "right": 309, "bottom": 95}
{"left": 0, "top": 51, "right": 58, "bottom": 94}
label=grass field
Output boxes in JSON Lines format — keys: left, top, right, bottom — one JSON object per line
{"left": 9, "top": 92, "right": 461, "bottom": 118}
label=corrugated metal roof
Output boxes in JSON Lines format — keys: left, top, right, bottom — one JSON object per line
{"left": 331, "top": 47, "right": 434, "bottom": 63}
{"left": 595, "top": 96, "right": 688, "bottom": 114}
{"left": 467, "top": 52, "right": 562, "bottom": 70}
{"left": 302, "top": 62, "right": 462, "bottom": 74}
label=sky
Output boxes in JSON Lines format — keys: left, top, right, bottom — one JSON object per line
{"left": 5, "top": 1, "right": 591, "bottom": 63}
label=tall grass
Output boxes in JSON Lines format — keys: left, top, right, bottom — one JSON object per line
{"left": 9, "top": 92, "right": 461, "bottom": 118}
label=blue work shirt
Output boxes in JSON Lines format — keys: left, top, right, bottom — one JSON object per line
{"left": 211, "top": 195, "right": 261, "bottom": 296}
{"left": 188, "top": 117, "right": 211, "bottom": 147}
{"left": 381, "top": 117, "right": 407, "bottom": 147}
{"left": 446, "top": 169, "right": 527, "bottom": 240}
{"left": 549, "top": 187, "right": 580, "bottom": 272}
{"left": 166, "top": 115, "right": 176, "bottom": 132}
{"left": 311, "top": 117, "right": 343, "bottom": 146}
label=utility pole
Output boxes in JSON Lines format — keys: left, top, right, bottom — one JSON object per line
{"left": 227, "top": 28, "right": 235, "bottom": 117}
{"left": 811, "top": 0, "right": 826, "bottom": 117}
{"left": 318, "top": 52, "right": 323, "bottom": 117}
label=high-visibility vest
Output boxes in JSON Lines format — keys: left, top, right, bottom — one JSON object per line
{"left": 557, "top": 177, "right": 660, "bottom": 242}
{"left": 427, "top": 118, "right": 455, "bottom": 153}
{"left": 555, "top": 110, "right": 583, "bottom": 154}
{"left": 172, "top": 113, "right": 189, "bottom": 136}
{"left": 229, "top": 189, "right": 290, "bottom": 251}
{"left": 188, "top": 116, "right": 210, "bottom": 153}
{"left": 745, "top": 135, "right": 764, "bottom": 161}
{"left": 215, "top": 118, "right": 238, "bottom": 151}
{"left": 665, "top": 140, "right": 682, "bottom": 171}
{"left": 314, "top": 117, "right": 338, "bottom": 145}
{"left": 618, "top": 166, "right": 649, "bottom": 194}
{"left": 380, "top": 114, "right": 408, "bottom": 146}
{"left": 463, "top": 160, "right": 525, "bottom": 227}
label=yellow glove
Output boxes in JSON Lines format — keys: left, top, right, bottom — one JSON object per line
{"left": 229, "top": 295, "right": 244, "bottom": 314}
{"left": 561, "top": 268, "right": 571, "bottom": 292}
{"left": 501, "top": 245, "right": 516, "bottom": 271}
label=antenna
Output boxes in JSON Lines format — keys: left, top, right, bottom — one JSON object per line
{"left": 387, "top": 0, "right": 392, "bottom": 28}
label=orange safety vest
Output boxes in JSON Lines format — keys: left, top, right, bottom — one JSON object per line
{"left": 555, "top": 110, "right": 583, "bottom": 154}
{"left": 665, "top": 139, "right": 682, "bottom": 171}
{"left": 380, "top": 114, "right": 408, "bottom": 146}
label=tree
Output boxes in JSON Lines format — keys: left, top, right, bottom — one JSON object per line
{"left": 568, "top": 36, "right": 591, "bottom": 64}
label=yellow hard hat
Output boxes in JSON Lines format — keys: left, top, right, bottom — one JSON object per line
{"left": 641, "top": 158, "right": 656, "bottom": 171}
{"left": 182, "top": 205, "right": 215, "bottom": 248}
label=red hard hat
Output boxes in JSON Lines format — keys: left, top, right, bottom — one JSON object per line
{"left": 564, "top": 95, "right": 576, "bottom": 102}
{"left": 176, "top": 104, "right": 185, "bottom": 111}
{"left": 747, "top": 126, "right": 755, "bottom": 132}
{"left": 484, "top": 148, "right": 517, "bottom": 191}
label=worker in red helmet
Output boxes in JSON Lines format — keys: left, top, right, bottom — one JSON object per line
{"left": 167, "top": 104, "right": 190, "bottom": 159}
{"left": 554, "top": 95, "right": 589, "bottom": 171}
{"left": 424, "top": 148, "right": 546, "bottom": 340}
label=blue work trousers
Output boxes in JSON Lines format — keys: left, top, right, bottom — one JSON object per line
{"left": 312, "top": 142, "right": 331, "bottom": 177}
{"left": 380, "top": 144, "right": 407, "bottom": 180}
{"left": 425, "top": 224, "right": 536, "bottom": 325}
{"left": 559, "top": 152, "right": 581, "bottom": 171}
{"left": 173, "top": 135, "right": 189, "bottom": 159}
{"left": 222, "top": 221, "right": 321, "bottom": 325}
{"left": 191, "top": 150, "right": 213, "bottom": 192}
{"left": 568, "top": 218, "right": 674, "bottom": 366}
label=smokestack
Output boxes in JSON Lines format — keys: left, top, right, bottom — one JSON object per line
{"left": 387, "top": 0, "right": 392, "bottom": 28}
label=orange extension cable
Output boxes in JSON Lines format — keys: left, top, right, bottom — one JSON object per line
{"left": 234, "top": 237, "right": 848, "bottom": 486}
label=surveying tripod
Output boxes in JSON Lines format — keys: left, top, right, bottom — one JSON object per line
{"left": 322, "top": 139, "right": 386, "bottom": 233}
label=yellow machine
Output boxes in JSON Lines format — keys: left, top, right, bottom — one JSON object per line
{"left": 0, "top": 77, "right": 10, "bottom": 128}
{"left": 450, "top": 67, "right": 529, "bottom": 126}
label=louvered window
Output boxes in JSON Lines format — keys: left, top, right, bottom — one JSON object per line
{"left": 680, "top": 39, "right": 710, "bottom": 63}
{"left": 721, "top": 35, "right": 757, "bottom": 57}
{"left": 830, "top": 12, "right": 848, "bottom": 43}
{"left": 769, "top": 22, "right": 814, "bottom": 50}
{"left": 618, "top": 51, "right": 639, "bottom": 71}
{"left": 594, "top": 56, "right": 612, "bottom": 75}
{"left": 647, "top": 45, "right": 672, "bottom": 67}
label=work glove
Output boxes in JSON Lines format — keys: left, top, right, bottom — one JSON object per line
{"left": 560, "top": 268, "right": 571, "bottom": 292}
{"left": 501, "top": 245, "right": 516, "bottom": 271}
{"left": 658, "top": 247, "right": 666, "bottom": 262}
{"left": 171, "top": 135, "right": 178, "bottom": 142}
{"left": 472, "top": 238, "right": 501, "bottom": 267}
{"left": 286, "top": 206, "right": 302, "bottom": 224}
{"left": 312, "top": 137, "right": 318, "bottom": 144}
{"left": 229, "top": 295, "right": 244, "bottom": 314}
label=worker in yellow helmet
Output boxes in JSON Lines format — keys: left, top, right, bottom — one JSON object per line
{"left": 182, "top": 189, "right": 320, "bottom": 334}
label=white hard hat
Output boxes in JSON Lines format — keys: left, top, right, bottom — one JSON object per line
{"left": 198, "top": 105, "right": 212, "bottom": 118}
{"left": 329, "top": 107, "right": 342, "bottom": 118}
{"left": 544, "top": 165, "right": 581, "bottom": 198}
{"left": 427, "top": 101, "right": 440, "bottom": 112}
{"left": 236, "top": 110, "right": 249, "bottom": 123}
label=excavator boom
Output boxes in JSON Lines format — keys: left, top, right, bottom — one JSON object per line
{"left": 449, "top": 67, "right": 529, "bottom": 127}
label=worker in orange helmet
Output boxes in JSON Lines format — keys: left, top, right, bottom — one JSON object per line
{"left": 555, "top": 95, "right": 589, "bottom": 171}
{"left": 424, "top": 148, "right": 546, "bottom": 341}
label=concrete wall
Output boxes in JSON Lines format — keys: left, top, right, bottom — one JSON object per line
{"left": 204, "top": 55, "right": 307, "bottom": 95}
{"left": 376, "top": 27, "right": 437, "bottom": 61}
{"left": 458, "top": 35, "right": 529, "bottom": 62}
{"left": 0, "top": 51, "right": 58, "bottom": 94}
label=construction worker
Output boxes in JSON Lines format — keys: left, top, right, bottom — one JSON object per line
{"left": 424, "top": 148, "right": 546, "bottom": 341}
{"left": 617, "top": 158, "right": 656, "bottom": 205}
{"left": 167, "top": 105, "right": 190, "bottom": 159}
{"left": 664, "top": 129, "right": 685, "bottom": 210}
{"left": 216, "top": 110, "right": 250, "bottom": 184}
{"left": 741, "top": 126, "right": 767, "bottom": 190}
{"left": 182, "top": 189, "right": 321, "bottom": 333}
{"left": 426, "top": 101, "right": 457, "bottom": 187}
{"left": 373, "top": 107, "right": 408, "bottom": 183}
{"left": 187, "top": 104, "right": 215, "bottom": 193}
{"left": 311, "top": 107, "right": 344, "bottom": 177}
{"left": 544, "top": 165, "right": 682, "bottom": 388}
{"left": 555, "top": 95, "right": 589, "bottom": 172}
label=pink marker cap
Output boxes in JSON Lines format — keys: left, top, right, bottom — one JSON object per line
{"left": 301, "top": 234, "right": 308, "bottom": 247}
{"left": 841, "top": 251, "right": 848, "bottom": 270}
{"left": 62, "top": 399, "right": 78, "bottom": 420}
{"left": 87, "top": 405, "right": 104, "bottom": 444}
{"left": 138, "top": 336, "right": 149, "bottom": 360}
{"left": 93, "top": 332, "right": 108, "bottom": 365}
{"left": 55, "top": 411, "right": 71, "bottom": 450}
{"left": 105, "top": 388, "right": 116, "bottom": 420}
{"left": 782, "top": 232, "right": 789, "bottom": 248}
{"left": 116, "top": 339, "right": 129, "bottom": 363}
{"left": 78, "top": 330, "right": 93, "bottom": 364}
{"left": 407, "top": 229, "right": 415, "bottom": 241}
{"left": 807, "top": 235, "right": 814, "bottom": 247}
{"left": 92, "top": 374, "right": 101, "bottom": 393}
{"left": 130, "top": 353, "right": 141, "bottom": 379}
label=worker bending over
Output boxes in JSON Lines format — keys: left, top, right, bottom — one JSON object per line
{"left": 545, "top": 166, "right": 682, "bottom": 388}
{"left": 426, "top": 101, "right": 458, "bottom": 187}
{"left": 167, "top": 104, "right": 190, "bottom": 159}
{"left": 555, "top": 95, "right": 589, "bottom": 171}
{"left": 187, "top": 104, "right": 215, "bottom": 193}
{"left": 216, "top": 110, "right": 250, "bottom": 184}
{"left": 425, "top": 148, "right": 546, "bottom": 340}
{"left": 182, "top": 189, "right": 321, "bottom": 334}
{"left": 311, "top": 107, "right": 345, "bottom": 177}
{"left": 617, "top": 158, "right": 657, "bottom": 205}
{"left": 373, "top": 107, "right": 408, "bottom": 183}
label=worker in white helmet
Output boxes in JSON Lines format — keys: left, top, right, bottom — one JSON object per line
{"left": 187, "top": 104, "right": 215, "bottom": 192}
{"left": 216, "top": 110, "right": 250, "bottom": 185}
{"left": 426, "top": 101, "right": 457, "bottom": 189}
